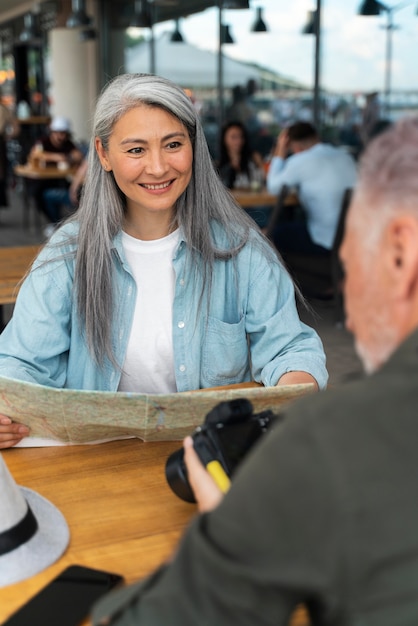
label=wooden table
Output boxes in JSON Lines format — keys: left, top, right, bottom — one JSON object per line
{"left": 232, "top": 188, "right": 277, "bottom": 209}
{"left": 0, "top": 245, "right": 41, "bottom": 306}
{"left": 0, "top": 439, "right": 193, "bottom": 624}
{"left": 0, "top": 426, "right": 309, "bottom": 626}
{"left": 232, "top": 188, "right": 301, "bottom": 231}
{"left": 18, "top": 116, "right": 51, "bottom": 126}
{"left": 14, "top": 164, "right": 77, "bottom": 230}
{"left": 0, "top": 244, "right": 42, "bottom": 330}
{"left": 14, "top": 164, "right": 77, "bottom": 181}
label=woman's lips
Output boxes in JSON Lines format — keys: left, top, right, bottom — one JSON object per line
{"left": 140, "top": 180, "right": 173, "bottom": 191}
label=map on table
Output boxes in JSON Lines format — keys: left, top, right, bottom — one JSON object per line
{"left": 0, "top": 376, "right": 314, "bottom": 444}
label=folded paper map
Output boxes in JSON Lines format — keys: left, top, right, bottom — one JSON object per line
{"left": 0, "top": 376, "right": 314, "bottom": 445}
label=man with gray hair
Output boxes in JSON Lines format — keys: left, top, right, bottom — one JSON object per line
{"left": 92, "top": 116, "right": 418, "bottom": 625}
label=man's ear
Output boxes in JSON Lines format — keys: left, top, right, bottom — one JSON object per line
{"left": 384, "top": 215, "right": 418, "bottom": 301}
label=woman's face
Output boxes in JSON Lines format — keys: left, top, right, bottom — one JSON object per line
{"left": 224, "top": 126, "right": 245, "bottom": 153}
{"left": 96, "top": 104, "right": 193, "bottom": 222}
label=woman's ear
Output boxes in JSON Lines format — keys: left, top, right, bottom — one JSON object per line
{"left": 384, "top": 215, "right": 418, "bottom": 301}
{"left": 95, "top": 137, "right": 111, "bottom": 171}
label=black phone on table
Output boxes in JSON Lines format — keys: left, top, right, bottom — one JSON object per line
{"left": 3, "top": 564, "right": 124, "bottom": 626}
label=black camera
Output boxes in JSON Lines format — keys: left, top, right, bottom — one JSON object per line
{"left": 165, "top": 398, "right": 280, "bottom": 503}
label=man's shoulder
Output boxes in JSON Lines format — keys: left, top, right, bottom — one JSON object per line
{"left": 282, "top": 352, "right": 417, "bottom": 449}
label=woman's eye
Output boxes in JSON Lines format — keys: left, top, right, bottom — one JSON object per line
{"left": 128, "top": 147, "right": 143, "bottom": 154}
{"left": 167, "top": 141, "right": 181, "bottom": 149}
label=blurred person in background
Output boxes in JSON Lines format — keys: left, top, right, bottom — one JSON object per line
{"left": 267, "top": 121, "right": 357, "bottom": 258}
{"left": 0, "top": 94, "right": 20, "bottom": 208}
{"left": 217, "top": 120, "right": 264, "bottom": 190}
{"left": 42, "top": 156, "right": 88, "bottom": 237}
{"left": 217, "top": 120, "right": 268, "bottom": 229}
{"left": 360, "top": 91, "right": 381, "bottom": 146}
{"left": 27, "top": 115, "right": 83, "bottom": 233}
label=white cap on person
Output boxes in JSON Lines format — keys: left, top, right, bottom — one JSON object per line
{"left": 50, "top": 116, "right": 71, "bottom": 132}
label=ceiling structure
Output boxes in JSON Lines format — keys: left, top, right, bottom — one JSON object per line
{"left": 150, "top": 0, "right": 250, "bottom": 23}
{"left": 0, "top": 1, "right": 250, "bottom": 26}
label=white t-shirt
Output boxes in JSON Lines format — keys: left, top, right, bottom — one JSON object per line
{"left": 118, "top": 229, "right": 179, "bottom": 394}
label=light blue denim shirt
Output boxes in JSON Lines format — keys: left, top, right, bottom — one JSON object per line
{"left": 0, "top": 222, "right": 328, "bottom": 391}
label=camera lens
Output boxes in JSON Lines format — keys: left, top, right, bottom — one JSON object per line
{"left": 165, "top": 448, "right": 196, "bottom": 503}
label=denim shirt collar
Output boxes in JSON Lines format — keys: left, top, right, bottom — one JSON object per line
{"left": 111, "top": 227, "right": 187, "bottom": 269}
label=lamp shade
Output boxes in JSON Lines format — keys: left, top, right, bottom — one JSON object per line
{"left": 66, "top": 0, "right": 92, "bottom": 28}
{"left": 130, "top": 0, "right": 152, "bottom": 28}
{"left": 251, "top": 7, "right": 268, "bottom": 32}
{"left": 19, "top": 13, "right": 39, "bottom": 43}
{"left": 223, "top": 1, "right": 250, "bottom": 7}
{"left": 79, "top": 28, "right": 97, "bottom": 41}
{"left": 221, "top": 24, "right": 234, "bottom": 44}
{"left": 358, "top": 0, "right": 385, "bottom": 15}
{"left": 170, "top": 19, "right": 184, "bottom": 43}
{"left": 302, "top": 10, "right": 316, "bottom": 35}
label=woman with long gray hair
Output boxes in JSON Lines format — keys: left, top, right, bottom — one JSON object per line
{"left": 0, "top": 73, "right": 327, "bottom": 448}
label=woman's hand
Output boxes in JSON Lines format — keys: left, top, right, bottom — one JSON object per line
{"left": 183, "top": 436, "right": 225, "bottom": 513}
{"left": 0, "top": 415, "right": 30, "bottom": 449}
{"left": 277, "top": 371, "right": 318, "bottom": 390}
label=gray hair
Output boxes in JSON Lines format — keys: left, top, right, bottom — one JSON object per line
{"left": 353, "top": 116, "right": 418, "bottom": 246}
{"left": 69, "top": 73, "right": 275, "bottom": 367}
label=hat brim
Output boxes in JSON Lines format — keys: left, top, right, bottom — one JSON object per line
{"left": 0, "top": 486, "right": 70, "bottom": 587}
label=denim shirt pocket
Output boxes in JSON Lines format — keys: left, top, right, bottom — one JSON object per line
{"left": 201, "top": 315, "right": 250, "bottom": 387}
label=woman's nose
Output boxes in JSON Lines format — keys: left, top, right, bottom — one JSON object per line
{"left": 144, "top": 150, "right": 168, "bottom": 176}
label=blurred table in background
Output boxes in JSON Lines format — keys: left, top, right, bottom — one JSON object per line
{"left": 0, "top": 244, "right": 41, "bottom": 329}
{"left": 232, "top": 187, "right": 300, "bottom": 231}
{"left": 232, "top": 188, "right": 277, "bottom": 209}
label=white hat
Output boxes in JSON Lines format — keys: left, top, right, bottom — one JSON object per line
{"left": 50, "top": 116, "right": 71, "bottom": 132}
{"left": 0, "top": 453, "right": 70, "bottom": 587}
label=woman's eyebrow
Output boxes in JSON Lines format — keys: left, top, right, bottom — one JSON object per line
{"left": 119, "top": 131, "right": 187, "bottom": 146}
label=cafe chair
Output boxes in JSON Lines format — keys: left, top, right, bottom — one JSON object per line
{"left": 266, "top": 186, "right": 353, "bottom": 325}
{"left": 330, "top": 187, "right": 352, "bottom": 325}
{"left": 265, "top": 185, "right": 303, "bottom": 238}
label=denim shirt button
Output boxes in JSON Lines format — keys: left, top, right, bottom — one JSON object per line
{"left": 178, "top": 321, "right": 185, "bottom": 329}
{"left": 179, "top": 364, "right": 186, "bottom": 372}
{"left": 179, "top": 278, "right": 185, "bottom": 286}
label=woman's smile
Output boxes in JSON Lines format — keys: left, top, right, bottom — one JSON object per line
{"left": 139, "top": 179, "right": 174, "bottom": 192}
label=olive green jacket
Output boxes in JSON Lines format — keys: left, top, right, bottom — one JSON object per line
{"left": 92, "top": 329, "right": 418, "bottom": 626}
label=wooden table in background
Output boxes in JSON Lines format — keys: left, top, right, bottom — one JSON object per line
{"left": 232, "top": 188, "right": 277, "bottom": 209}
{"left": 0, "top": 244, "right": 42, "bottom": 330}
{"left": 0, "top": 398, "right": 309, "bottom": 626}
{"left": 0, "top": 244, "right": 41, "bottom": 306}
{"left": 14, "top": 163, "right": 77, "bottom": 182}
{"left": 18, "top": 116, "right": 51, "bottom": 126}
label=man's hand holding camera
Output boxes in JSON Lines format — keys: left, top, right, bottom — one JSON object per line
{"left": 183, "top": 436, "right": 225, "bottom": 513}
{"left": 166, "top": 399, "right": 279, "bottom": 512}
